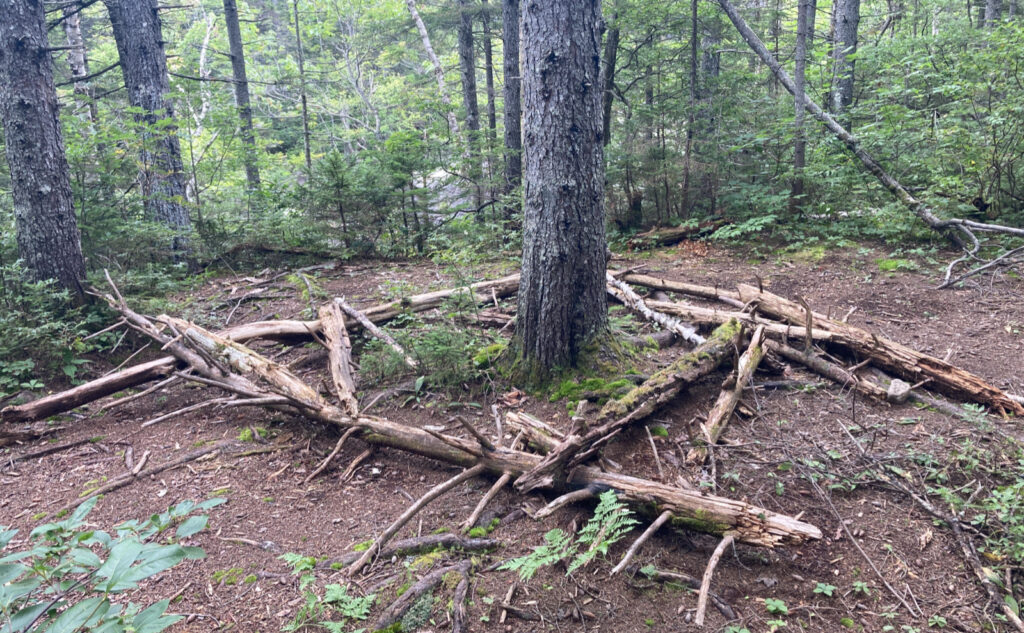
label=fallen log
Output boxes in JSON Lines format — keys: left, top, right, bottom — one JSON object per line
{"left": 1, "top": 274, "right": 521, "bottom": 425}
{"left": 123, "top": 308, "right": 818, "bottom": 547}
{"left": 617, "top": 272, "right": 743, "bottom": 307}
{"left": 627, "top": 219, "right": 728, "bottom": 249}
{"left": 688, "top": 325, "right": 766, "bottom": 464}
{"left": 766, "top": 340, "right": 889, "bottom": 403}
{"left": 514, "top": 319, "right": 744, "bottom": 493}
{"left": 607, "top": 273, "right": 705, "bottom": 345}
{"left": 737, "top": 284, "right": 1024, "bottom": 416}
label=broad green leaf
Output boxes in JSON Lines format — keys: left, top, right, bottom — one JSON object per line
{"left": 0, "top": 562, "right": 25, "bottom": 585}
{"left": 175, "top": 516, "right": 207, "bottom": 539}
{"left": 132, "top": 599, "right": 184, "bottom": 633}
{"left": 43, "top": 596, "right": 110, "bottom": 633}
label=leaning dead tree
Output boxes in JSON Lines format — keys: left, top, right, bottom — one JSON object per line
{"left": 713, "top": 0, "right": 1024, "bottom": 287}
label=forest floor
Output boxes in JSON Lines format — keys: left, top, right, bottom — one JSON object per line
{"left": 2, "top": 241, "right": 1023, "bottom": 633}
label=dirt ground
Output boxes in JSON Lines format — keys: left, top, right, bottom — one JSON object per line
{"left": 2, "top": 242, "right": 1023, "bottom": 633}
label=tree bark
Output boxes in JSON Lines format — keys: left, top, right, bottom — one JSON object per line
{"left": 222, "top": 0, "right": 261, "bottom": 191}
{"left": 514, "top": 0, "right": 608, "bottom": 381}
{"left": 791, "top": 0, "right": 809, "bottom": 212}
{"left": 481, "top": 0, "right": 498, "bottom": 144}
{"left": 103, "top": 0, "right": 191, "bottom": 253}
{"left": 291, "top": 0, "right": 312, "bottom": 171}
{"left": 985, "top": 0, "right": 1002, "bottom": 25}
{"left": 0, "top": 0, "right": 87, "bottom": 298}
{"left": 458, "top": 0, "right": 481, "bottom": 137}
{"left": 830, "top": 0, "right": 860, "bottom": 116}
{"left": 501, "top": 0, "right": 522, "bottom": 196}
{"left": 62, "top": 5, "right": 100, "bottom": 124}
{"left": 407, "top": 0, "right": 462, "bottom": 140}
{"left": 601, "top": 13, "right": 619, "bottom": 146}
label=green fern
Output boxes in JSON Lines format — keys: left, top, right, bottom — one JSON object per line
{"left": 499, "top": 490, "right": 637, "bottom": 581}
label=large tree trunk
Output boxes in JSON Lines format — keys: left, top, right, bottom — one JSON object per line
{"left": 458, "top": 0, "right": 481, "bottom": 137}
{"left": 501, "top": 0, "right": 522, "bottom": 197}
{"left": 0, "top": 0, "right": 87, "bottom": 298}
{"left": 222, "top": 0, "right": 261, "bottom": 191}
{"left": 791, "top": 0, "right": 809, "bottom": 212}
{"left": 830, "top": 0, "right": 860, "bottom": 117}
{"left": 481, "top": 0, "right": 498, "bottom": 145}
{"left": 103, "top": 0, "right": 191, "bottom": 253}
{"left": 514, "top": 0, "right": 608, "bottom": 381}
{"left": 985, "top": 0, "right": 1002, "bottom": 25}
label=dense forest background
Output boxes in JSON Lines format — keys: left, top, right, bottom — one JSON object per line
{"left": 1, "top": 0, "right": 1023, "bottom": 382}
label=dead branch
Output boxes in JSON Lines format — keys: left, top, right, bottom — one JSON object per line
{"left": 534, "top": 487, "right": 597, "bottom": 519}
{"left": 694, "top": 533, "right": 735, "bottom": 627}
{"left": 318, "top": 301, "right": 359, "bottom": 416}
{"left": 607, "top": 272, "right": 705, "bottom": 345}
{"left": 611, "top": 510, "right": 672, "bottom": 575}
{"left": 689, "top": 325, "right": 766, "bottom": 464}
{"left": 348, "top": 464, "right": 487, "bottom": 575}
{"left": 739, "top": 285, "right": 1024, "bottom": 415}
{"left": 139, "top": 397, "right": 227, "bottom": 428}
{"left": 336, "top": 297, "right": 417, "bottom": 369}
{"left": 515, "top": 320, "right": 744, "bottom": 493}
{"left": 462, "top": 472, "right": 511, "bottom": 531}
{"left": 325, "top": 534, "right": 498, "bottom": 568}
{"left": 304, "top": 426, "right": 359, "bottom": 484}
{"left": 617, "top": 272, "right": 744, "bottom": 308}
{"left": 375, "top": 560, "right": 472, "bottom": 631}
{"left": 629, "top": 565, "right": 736, "bottom": 620}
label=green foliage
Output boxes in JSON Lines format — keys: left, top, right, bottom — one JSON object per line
{"left": 813, "top": 582, "right": 837, "bottom": 597}
{"left": 279, "top": 553, "right": 373, "bottom": 633}
{"left": 499, "top": 490, "right": 638, "bottom": 581}
{"left": 764, "top": 598, "right": 789, "bottom": 615}
{"left": 0, "top": 497, "right": 222, "bottom": 633}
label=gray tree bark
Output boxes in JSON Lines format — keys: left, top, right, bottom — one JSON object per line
{"left": 0, "top": 0, "right": 87, "bottom": 297}
{"left": 985, "top": 0, "right": 1002, "bottom": 25}
{"left": 103, "top": 0, "right": 191, "bottom": 253}
{"left": 501, "top": 0, "right": 521, "bottom": 195}
{"left": 791, "top": 0, "right": 809, "bottom": 211}
{"left": 458, "top": 0, "right": 481, "bottom": 136}
{"left": 601, "top": 13, "right": 620, "bottom": 146}
{"left": 291, "top": 0, "right": 312, "bottom": 171}
{"left": 222, "top": 0, "right": 261, "bottom": 191}
{"left": 830, "top": 0, "right": 860, "bottom": 116}
{"left": 514, "top": 0, "right": 608, "bottom": 381}
{"left": 481, "top": 0, "right": 498, "bottom": 143}
{"left": 62, "top": 5, "right": 100, "bottom": 124}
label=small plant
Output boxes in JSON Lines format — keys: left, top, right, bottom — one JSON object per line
{"left": 852, "top": 580, "right": 871, "bottom": 595}
{"left": 0, "top": 496, "right": 221, "bottom": 633}
{"left": 279, "top": 552, "right": 374, "bottom": 632}
{"left": 928, "top": 614, "right": 948, "bottom": 628}
{"left": 499, "top": 490, "right": 638, "bottom": 581}
{"left": 814, "top": 582, "right": 837, "bottom": 597}
{"left": 764, "top": 597, "right": 789, "bottom": 615}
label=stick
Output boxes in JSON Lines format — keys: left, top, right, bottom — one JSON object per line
{"left": 348, "top": 464, "right": 486, "bottom": 575}
{"left": 374, "top": 560, "right": 472, "bottom": 630}
{"left": 611, "top": 510, "right": 672, "bottom": 575}
{"left": 633, "top": 566, "right": 736, "bottom": 620}
{"left": 55, "top": 442, "right": 236, "bottom": 515}
{"left": 140, "top": 398, "right": 226, "bottom": 428}
{"left": 336, "top": 297, "right": 417, "bottom": 369}
{"left": 100, "top": 375, "right": 180, "bottom": 413}
{"left": 534, "top": 487, "right": 596, "bottom": 519}
{"left": 689, "top": 325, "right": 766, "bottom": 464}
{"left": 303, "top": 427, "right": 359, "bottom": 485}
{"left": 606, "top": 273, "right": 706, "bottom": 345}
{"left": 694, "top": 533, "right": 735, "bottom": 627}
{"left": 645, "top": 426, "right": 665, "bottom": 480}
{"left": 318, "top": 301, "right": 359, "bottom": 416}
{"left": 462, "top": 472, "right": 511, "bottom": 531}
{"left": 340, "top": 448, "right": 373, "bottom": 481}
{"left": 451, "top": 568, "right": 470, "bottom": 633}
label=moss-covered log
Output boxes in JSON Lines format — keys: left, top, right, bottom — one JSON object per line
{"left": 514, "top": 319, "right": 744, "bottom": 492}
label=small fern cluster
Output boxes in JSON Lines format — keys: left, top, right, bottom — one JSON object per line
{"left": 500, "top": 490, "right": 639, "bottom": 581}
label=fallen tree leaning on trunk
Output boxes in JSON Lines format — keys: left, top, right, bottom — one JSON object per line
{"left": 97, "top": 288, "right": 819, "bottom": 547}
{"left": 712, "top": 0, "right": 1024, "bottom": 287}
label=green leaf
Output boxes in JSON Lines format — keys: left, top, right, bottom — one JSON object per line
{"left": 1, "top": 601, "right": 52, "bottom": 633}
{"left": 132, "top": 599, "right": 184, "bottom": 633}
{"left": 175, "top": 515, "right": 208, "bottom": 539}
{"left": 94, "top": 539, "right": 145, "bottom": 592}
{"left": 0, "top": 563, "right": 25, "bottom": 585}
{"left": 1006, "top": 594, "right": 1020, "bottom": 617}
{"left": 43, "top": 596, "right": 110, "bottom": 633}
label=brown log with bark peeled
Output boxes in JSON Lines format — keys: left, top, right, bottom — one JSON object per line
{"left": 618, "top": 272, "right": 743, "bottom": 306}
{"left": 318, "top": 302, "right": 359, "bottom": 417}
{"left": 1, "top": 274, "right": 519, "bottom": 424}
{"left": 688, "top": 325, "right": 766, "bottom": 464}
{"left": 133, "top": 311, "right": 819, "bottom": 547}
{"left": 514, "top": 319, "right": 744, "bottom": 492}
{"left": 766, "top": 340, "right": 889, "bottom": 402}
{"left": 737, "top": 284, "right": 1024, "bottom": 415}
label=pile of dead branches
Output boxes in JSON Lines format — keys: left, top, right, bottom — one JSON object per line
{"left": 3, "top": 267, "right": 1021, "bottom": 627}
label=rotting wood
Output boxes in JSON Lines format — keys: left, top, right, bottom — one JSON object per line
{"left": 318, "top": 301, "right": 359, "bottom": 416}
{"left": 766, "top": 340, "right": 889, "bottom": 402}
{"left": 688, "top": 325, "right": 766, "bottom": 464}
{"left": 607, "top": 272, "right": 705, "bottom": 345}
{"left": 376, "top": 560, "right": 472, "bottom": 631}
{"left": 324, "top": 534, "right": 498, "bottom": 569}
{"left": 111, "top": 307, "right": 819, "bottom": 547}
{"left": 617, "top": 271, "right": 744, "bottom": 307}
{"left": 738, "top": 284, "right": 1024, "bottom": 415}
{"left": 514, "top": 319, "right": 745, "bottom": 493}
{"left": 626, "top": 219, "right": 728, "bottom": 249}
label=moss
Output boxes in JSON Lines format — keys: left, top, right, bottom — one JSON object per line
{"left": 237, "top": 428, "right": 254, "bottom": 442}
{"left": 409, "top": 551, "right": 443, "bottom": 571}
{"left": 669, "top": 509, "right": 731, "bottom": 535}
{"left": 243, "top": 574, "right": 258, "bottom": 584}
{"left": 472, "top": 342, "right": 507, "bottom": 369}
{"left": 212, "top": 567, "right": 244, "bottom": 586}
{"left": 353, "top": 538, "right": 374, "bottom": 552}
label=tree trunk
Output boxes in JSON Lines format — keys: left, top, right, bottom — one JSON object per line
{"left": 830, "top": 0, "right": 860, "bottom": 117}
{"left": 791, "top": 0, "right": 809, "bottom": 213}
{"left": 458, "top": 0, "right": 481, "bottom": 137}
{"left": 601, "top": 14, "right": 620, "bottom": 146}
{"left": 514, "top": 0, "right": 608, "bottom": 382}
{"left": 407, "top": 0, "right": 462, "bottom": 141}
{"left": 681, "top": 0, "right": 698, "bottom": 213}
{"left": 0, "top": 0, "right": 87, "bottom": 298}
{"left": 103, "top": 0, "right": 191, "bottom": 253}
{"left": 291, "top": 0, "right": 312, "bottom": 171}
{"left": 481, "top": 0, "right": 498, "bottom": 144}
{"left": 62, "top": 5, "right": 99, "bottom": 124}
{"left": 222, "top": 0, "right": 261, "bottom": 191}
{"left": 985, "top": 0, "right": 1002, "bottom": 24}
{"left": 501, "top": 0, "right": 522, "bottom": 196}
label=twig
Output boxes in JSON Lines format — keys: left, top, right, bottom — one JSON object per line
{"left": 340, "top": 447, "right": 373, "bottom": 481}
{"left": 348, "top": 464, "right": 486, "bottom": 575}
{"left": 99, "top": 375, "right": 180, "bottom": 413}
{"left": 140, "top": 398, "right": 226, "bottom": 428}
{"left": 303, "top": 427, "right": 359, "bottom": 484}
{"left": 462, "top": 472, "right": 511, "bottom": 531}
{"left": 534, "top": 487, "right": 596, "bottom": 519}
{"left": 336, "top": 297, "right": 418, "bottom": 369}
{"left": 694, "top": 533, "right": 735, "bottom": 627}
{"left": 611, "top": 510, "right": 672, "bottom": 575}
{"left": 454, "top": 415, "right": 495, "bottom": 451}
{"left": 644, "top": 426, "right": 665, "bottom": 480}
